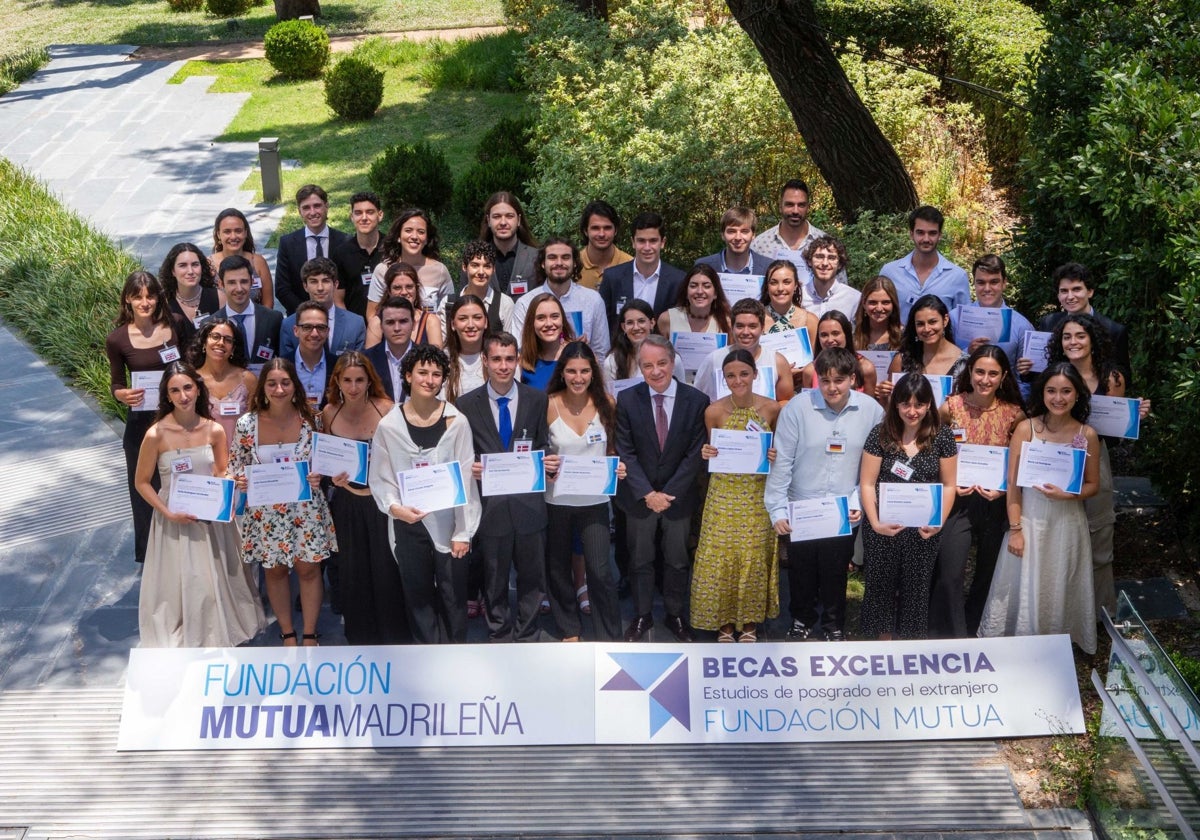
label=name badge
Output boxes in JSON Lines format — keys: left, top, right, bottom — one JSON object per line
{"left": 510, "top": 278, "right": 528, "bottom": 296}
{"left": 256, "top": 345, "right": 274, "bottom": 361}
{"left": 171, "top": 455, "right": 193, "bottom": 474}
{"left": 825, "top": 436, "right": 845, "bottom": 454}
{"left": 513, "top": 438, "right": 532, "bottom": 454}
{"left": 413, "top": 458, "right": 432, "bottom": 469}
{"left": 307, "top": 395, "right": 320, "bottom": 407}
{"left": 586, "top": 428, "right": 606, "bottom": 445}
{"left": 952, "top": 427, "right": 967, "bottom": 444}
{"left": 193, "top": 315, "right": 207, "bottom": 329}
{"left": 218, "top": 401, "right": 241, "bottom": 416}
{"left": 746, "top": 419, "right": 765, "bottom": 433}
{"left": 615, "top": 295, "right": 628, "bottom": 315}
{"left": 252, "top": 274, "right": 263, "bottom": 290}
{"left": 159, "top": 345, "right": 180, "bottom": 363}
{"left": 361, "top": 271, "right": 373, "bottom": 286}
{"left": 890, "top": 461, "right": 914, "bottom": 481}
{"left": 272, "top": 454, "right": 292, "bottom": 464}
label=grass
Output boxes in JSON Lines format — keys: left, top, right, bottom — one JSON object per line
{"left": 168, "top": 35, "right": 526, "bottom": 261}
{"left": 0, "top": 159, "right": 140, "bottom": 417}
{"left": 0, "top": 46, "right": 48, "bottom": 95}
{"left": 0, "top": 0, "right": 504, "bottom": 54}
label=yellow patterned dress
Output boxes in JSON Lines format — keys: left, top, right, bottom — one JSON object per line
{"left": 689, "top": 406, "right": 779, "bottom": 631}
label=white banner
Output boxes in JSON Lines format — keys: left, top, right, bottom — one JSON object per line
{"left": 119, "top": 637, "right": 1083, "bottom": 751}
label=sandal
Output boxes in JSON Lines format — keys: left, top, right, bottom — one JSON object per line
{"left": 576, "top": 585, "right": 591, "bottom": 616}
{"left": 280, "top": 630, "right": 298, "bottom": 647}
{"left": 738, "top": 626, "right": 758, "bottom": 643}
{"left": 718, "top": 626, "right": 736, "bottom": 643}
{"left": 302, "top": 633, "right": 320, "bottom": 647}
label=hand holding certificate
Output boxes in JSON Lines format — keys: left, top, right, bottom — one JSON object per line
{"left": 788, "top": 496, "right": 852, "bottom": 542}
{"left": 311, "top": 432, "right": 370, "bottom": 483}
{"left": 1020, "top": 331, "right": 1053, "bottom": 373}
{"left": 671, "top": 332, "right": 727, "bottom": 373}
{"left": 168, "top": 474, "right": 236, "bottom": 522}
{"left": 1088, "top": 395, "right": 1142, "bottom": 439}
{"left": 130, "top": 371, "right": 161, "bottom": 412}
{"left": 708, "top": 429, "right": 772, "bottom": 474}
{"left": 1015, "top": 440, "right": 1086, "bottom": 495}
{"left": 398, "top": 462, "right": 467, "bottom": 512}
{"left": 956, "top": 306, "right": 1013, "bottom": 345}
{"left": 878, "top": 483, "right": 945, "bottom": 528}
{"left": 759, "top": 328, "right": 813, "bottom": 368}
{"left": 481, "top": 451, "right": 547, "bottom": 496}
{"left": 890, "top": 372, "right": 952, "bottom": 407}
{"left": 246, "top": 461, "right": 313, "bottom": 507}
{"left": 555, "top": 456, "right": 620, "bottom": 496}
{"left": 955, "top": 444, "right": 1009, "bottom": 491}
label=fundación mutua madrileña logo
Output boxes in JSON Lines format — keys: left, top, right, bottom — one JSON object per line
{"left": 598, "top": 652, "right": 691, "bottom": 739}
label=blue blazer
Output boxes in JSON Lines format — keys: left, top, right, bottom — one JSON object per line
{"left": 363, "top": 341, "right": 405, "bottom": 402}
{"left": 693, "top": 249, "right": 774, "bottom": 277}
{"left": 599, "top": 260, "right": 686, "bottom": 336}
{"left": 278, "top": 308, "right": 366, "bottom": 361}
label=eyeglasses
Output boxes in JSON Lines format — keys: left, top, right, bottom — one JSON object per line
{"left": 208, "top": 334, "right": 235, "bottom": 345}
{"left": 297, "top": 323, "right": 329, "bottom": 333}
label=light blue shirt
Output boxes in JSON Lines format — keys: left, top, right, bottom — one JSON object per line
{"left": 879, "top": 250, "right": 971, "bottom": 322}
{"left": 949, "top": 300, "right": 1033, "bottom": 371}
{"left": 764, "top": 388, "right": 884, "bottom": 523}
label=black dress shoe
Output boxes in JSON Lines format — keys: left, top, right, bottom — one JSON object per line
{"left": 664, "top": 615, "right": 695, "bottom": 643}
{"left": 623, "top": 615, "right": 653, "bottom": 642}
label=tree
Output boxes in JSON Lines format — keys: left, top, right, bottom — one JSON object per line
{"left": 274, "top": 0, "right": 321, "bottom": 21}
{"left": 726, "top": 0, "right": 918, "bottom": 217}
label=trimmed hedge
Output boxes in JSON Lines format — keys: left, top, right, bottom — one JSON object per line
{"left": 264, "top": 19, "right": 330, "bottom": 80}
{"left": 324, "top": 56, "right": 383, "bottom": 120}
{"left": 367, "top": 141, "right": 454, "bottom": 218}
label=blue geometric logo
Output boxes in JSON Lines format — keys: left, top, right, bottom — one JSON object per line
{"left": 600, "top": 652, "right": 690, "bottom": 736}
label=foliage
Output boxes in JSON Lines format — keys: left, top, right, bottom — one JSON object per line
{"left": 263, "top": 19, "right": 330, "bottom": 80}
{"left": 419, "top": 31, "right": 525, "bottom": 92}
{"left": 368, "top": 141, "right": 455, "bottom": 219}
{"left": 476, "top": 113, "right": 535, "bottom": 165}
{"left": 166, "top": 0, "right": 204, "bottom": 12}
{"left": 837, "top": 211, "right": 912, "bottom": 289}
{"left": 323, "top": 55, "right": 383, "bottom": 120}
{"left": 1169, "top": 650, "right": 1200, "bottom": 699}
{"left": 0, "top": 159, "right": 138, "bottom": 417}
{"left": 204, "top": 0, "right": 252, "bottom": 18}
{"left": 0, "top": 46, "right": 48, "bottom": 96}
{"left": 815, "top": 0, "right": 1045, "bottom": 183}
{"left": 1015, "top": 0, "right": 1200, "bottom": 521}
{"left": 454, "top": 156, "right": 533, "bottom": 224}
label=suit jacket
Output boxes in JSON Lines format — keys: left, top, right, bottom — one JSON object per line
{"left": 460, "top": 241, "right": 539, "bottom": 297}
{"left": 615, "top": 380, "right": 709, "bottom": 519}
{"left": 363, "top": 341, "right": 409, "bottom": 403}
{"left": 694, "top": 249, "right": 774, "bottom": 277}
{"left": 201, "top": 304, "right": 283, "bottom": 363}
{"left": 1037, "top": 309, "right": 1131, "bottom": 384}
{"left": 276, "top": 226, "right": 351, "bottom": 315}
{"left": 599, "top": 260, "right": 686, "bottom": 336}
{"left": 278, "top": 307, "right": 367, "bottom": 360}
{"left": 456, "top": 382, "right": 549, "bottom": 537}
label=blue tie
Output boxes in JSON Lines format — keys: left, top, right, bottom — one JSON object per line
{"left": 497, "top": 396, "right": 512, "bottom": 449}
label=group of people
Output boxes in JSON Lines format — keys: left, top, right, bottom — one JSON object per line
{"left": 106, "top": 180, "right": 1146, "bottom": 654}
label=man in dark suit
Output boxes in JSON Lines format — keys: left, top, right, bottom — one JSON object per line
{"left": 364, "top": 296, "right": 415, "bottom": 402}
{"left": 457, "top": 332, "right": 556, "bottom": 642}
{"left": 1035, "top": 262, "right": 1131, "bottom": 383}
{"left": 694, "top": 207, "right": 774, "bottom": 278}
{"left": 599, "top": 211, "right": 686, "bottom": 336}
{"left": 212, "top": 254, "right": 283, "bottom": 368}
{"left": 279, "top": 258, "right": 367, "bottom": 360}
{"left": 276, "top": 184, "right": 350, "bottom": 314}
{"left": 615, "top": 334, "right": 709, "bottom": 642}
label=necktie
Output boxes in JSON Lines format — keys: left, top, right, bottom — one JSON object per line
{"left": 653, "top": 393, "right": 668, "bottom": 450}
{"left": 232, "top": 313, "right": 249, "bottom": 351}
{"left": 313, "top": 235, "right": 324, "bottom": 258}
{"left": 497, "top": 396, "right": 512, "bottom": 449}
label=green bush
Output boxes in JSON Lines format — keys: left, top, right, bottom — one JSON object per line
{"left": 0, "top": 46, "right": 49, "bottom": 95}
{"left": 166, "top": 0, "right": 204, "bottom": 11}
{"left": 476, "top": 114, "right": 535, "bottom": 166}
{"left": 324, "top": 56, "right": 383, "bottom": 120}
{"left": 0, "top": 160, "right": 138, "bottom": 418}
{"left": 454, "top": 156, "right": 533, "bottom": 224}
{"left": 420, "top": 31, "right": 525, "bottom": 92}
{"left": 368, "top": 141, "right": 454, "bottom": 218}
{"left": 263, "top": 19, "right": 330, "bottom": 81}
{"left": 1016, "top": 0, "right": 1200, "bottom": 523}
{"left": 204, "top": 0, "right": 252, "bottom": 17}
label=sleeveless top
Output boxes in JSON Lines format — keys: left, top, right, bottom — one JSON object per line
{"left": 663, "top": 307, "right": 721, "bottom": 335}
{"left": 942, "top": 394, "right": 1024, "bottom": 447}
{"left": 546, "top": 407, "right": 609, "bottom": 507}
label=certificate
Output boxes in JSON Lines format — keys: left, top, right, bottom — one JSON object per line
{"left": 555, "top": 456, "right": 619, "bottom": 496}
{"left": 168, "top": 474, "right": 236, "bottom": 523}
{"left": 759, "top": 328, "right": 813, "bottom": 368}
{"left": 858, "top": 350, "right": 895, "bottom": 388}
{"left": 1020, "top": 330, "right": 1054, "bottom": 373}
{"left": 311, "top": 432, "right": 369, "bottom": 484}
{"left": 671, "top": 332, "right": 727, "bottom": 373}
{"left": 398, "top": 461, "right": 467, "bottom": 511}
{"left": 878, "top": 483, "right": 944, "bottom": 527}
{"left": 788, "top": 496, "right": 852, "bottom": 542}
{"left": 891, "top": 372, "right": 953, "bottom": 407}
{"left": 717, "top": 273, "right": 763, "bottom": 303}
{"left": 1088, "top": 395, "right": 1141, "bottom": 439}
{"left": 1016, "top": 440, "right": 1086, "bottom": 494}
{"left": 714, "top": 365, "right": 776, "bottom": 400}
{"left": 481, "top": 450, "right": 546, "bottom": 496}
{"left": 955, "top": 443, "right": 1009, "bottom": 491}
{"left": 246, "top": 461, "right": 312, "bottom": 507}
{"left": 566, "top": 310, "right": 585, "bottom": 338}
{"left": 956, "top": 306, "right": 1013, "bottom": 345}
{"left": 130, "top": 370, "right": 161, "bottom": 412}
{"left": 708, "top": 429, "right": 773, "bottom": 474}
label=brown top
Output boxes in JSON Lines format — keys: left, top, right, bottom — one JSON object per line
{"left": 104, "top": 314, "right": 192, "bottom": 392}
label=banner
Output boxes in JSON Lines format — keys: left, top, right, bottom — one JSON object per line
{"left": 119, "top": 636, "right": 1083, "bottom": 751}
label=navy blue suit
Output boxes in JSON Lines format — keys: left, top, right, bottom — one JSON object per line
{"left": 275, "top": 226, "right": 350, "bottom": 315}
{"left": 599, "top": 260, "right": 686, "bottom": 336}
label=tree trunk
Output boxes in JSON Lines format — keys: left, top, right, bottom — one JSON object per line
{"left": 727, "top": 0, "right": 917, "bottom": 218}
{"left": 275, "top": 0, "right": 321, "bottom": 20}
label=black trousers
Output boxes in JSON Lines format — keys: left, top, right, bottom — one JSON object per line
{"left": 626, "top": 510, "right": 691, "bottom": 618}
{"left": 393, "top": 520, "right": 466, "bottom": 643}
{"left": 787, "top": 532, "right": 857, "bottom": 633}
{"left": 929, "top": 494, "right": 1008, "bottom": 638}
{"left": 122, "top": 412, "right": 157, "bottom": 564}
{"left": 546, "top": 503, "right": 621, "bottom": 640}
{"left": 480, "top": 529, "right": 546, "bottom": 642}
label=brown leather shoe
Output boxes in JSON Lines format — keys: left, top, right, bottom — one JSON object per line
{"left": 623, "top": 615, "right": 653, "bottom": 642}
{"left": 664, "top": 614, "right": 694, "bottom": 643}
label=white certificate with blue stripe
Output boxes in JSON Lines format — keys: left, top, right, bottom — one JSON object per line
{"left": 956, "top": 306, "right": 1013, "bottom": 344}
{"left": 1087, "top": 395, "right": 1141, "bottom": 439}
{"left": 1016, "top": 440, "right": 1086, "bottom": 495}
{"left": 788, "top": 496, "right": 852, "bottom": 542}
{"left": 168, "top": 474, "right": 236, "bottom": 523}
{"left": 891, "top": 372, "right": 953, "bottom": 407}
{"left": 555, "top": 456, "right": 620, "bottom": 496}
{"left": 708, "top": 429, "right": 773, "bottom": 474}
{"left": 955, "top": 444, "right": 1009, "bottom": 491}
{"left": 246, "top": 461, "right": 313, "bottom": 507}
{"left": 399, "top": 461, "right": 468, "bottom": 511}
{"left": 311, "top": 432, "right": 370, "bottom": 484}
{"left": 879, "top": 482, "right": 944, "bottom": 527}
{"left": 481, "top": 450, "right": 547, "bottom": 496}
